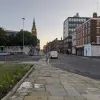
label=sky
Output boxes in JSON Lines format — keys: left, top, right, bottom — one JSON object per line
{"left": 0, "top": 0, "right": 99, "bottom": 49}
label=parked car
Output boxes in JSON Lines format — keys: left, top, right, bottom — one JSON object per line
{"left": 50, "top": 51, "right": 58, "bottom": 59}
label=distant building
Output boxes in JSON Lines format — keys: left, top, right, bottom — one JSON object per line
{"left": 63, "top": 13, "right": 90, "bottom": 53}
{"left": 5, "top": 30, "right": 18, "bottom": 36}
{"left": 44, "top": 38, "right": 63, "bottom": 53}
{"left": 75, "top": 13, "right": 100, "bottom": 56}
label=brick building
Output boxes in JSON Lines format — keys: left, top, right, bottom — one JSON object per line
{"left": 75, "top": 13, "right": 100, "bottom": 56}
{"left": 44, "top": 38, "right": 63, "bottom": 53}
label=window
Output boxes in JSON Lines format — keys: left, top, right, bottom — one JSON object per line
{"left": 88, "top": 36, "right": 90, "bottom": 43}
{"left": 97, "top": 20, "right": 100, "bottom": 26}
{"left": 88, "top": 21, "right": 90, "bottom": 27}
{"left": 86, "top": 23, "right": 87, "bottom": 28}
{"left": 69, "top": 18, "right": 71, "bottom": 21}
{"left": 85, "top": 37, "right": 87, "bottom": 44}
{"left": 86, "top": 29, "right": 87, "bottom": 35}
{"left": 71, "top": 18, "right": 73, "bottom": 21}
{"left": 88, "top": 28, "right": 90, "bottom": 34}
{"left": 83, "top": 38, "right": 84, "bottom": 44}
{"left": 97, "top": 28, "right": 100, "bottom": 34}
{"left": 84, "top": 19, "right": 86, "bottom": 21}
{"left": 81, "top": 19, "right": 83, "bottom": 22}
{"left": 97, "top": 36, "right": 100, "bottom": 44}
{"left": 83, "top": 31, "right": 84, "bottom": 36}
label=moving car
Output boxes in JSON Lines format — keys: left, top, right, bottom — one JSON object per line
{"left": 50, "top": 51, "right": 58, "bottom": 59}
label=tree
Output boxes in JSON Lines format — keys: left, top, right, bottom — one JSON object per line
{"left": 0, "top": 27, "right": 8, "bottom": 46}
{"left": 16, "top": 30, "right": 37, "bottom": 46}
{"left": 7, "top": 34, "right": 16, "bottom": 46}
{"left": 30, "top": 35, "right": 37, "bottom": 47}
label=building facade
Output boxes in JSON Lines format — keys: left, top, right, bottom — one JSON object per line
{"left": 63, "top": 13, "right": 90, "bottom": 53}
{"left": 5, "top": 30, "right": 18, "bottom": 36}
{"left": 75, "top": 13, "right": 100, "bottom": 56}
{"left": 72, "top": 31, "right": 76, "bottom": 54}
{"left": 44, "top": 38, "right": 63, "bottom": 53}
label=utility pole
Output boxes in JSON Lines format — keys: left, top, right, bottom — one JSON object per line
{"left": 22, "top": 18, "right": 25, "bottom": 53}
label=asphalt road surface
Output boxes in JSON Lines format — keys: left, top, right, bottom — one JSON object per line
{"left": 0, "top": 54, "right": 42, "bottom": 62}
{"left": 50, "top": 55, "right": 100, "bottom": 79}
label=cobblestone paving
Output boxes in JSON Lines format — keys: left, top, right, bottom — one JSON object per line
{"left": 10, "top": 60, "right": 100, "bottom": 100}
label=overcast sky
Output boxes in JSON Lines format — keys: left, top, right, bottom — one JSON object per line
{"left": 0, "top": 0, "right": 99, "bottom": 49}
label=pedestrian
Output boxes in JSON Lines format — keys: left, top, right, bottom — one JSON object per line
{"left": 45, "top": 52, "right": 50, "bottom": 63}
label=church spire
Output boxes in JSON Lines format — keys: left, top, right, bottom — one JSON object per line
{"left": 32, "top": 18, "right": 37, "bottom": 36}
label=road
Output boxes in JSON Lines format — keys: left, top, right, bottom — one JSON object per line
{"left": 51, "top": 55, "right": 100, "bottom": 79}
{"left": 0, "top": 54, "right": 42, "bottom": 62}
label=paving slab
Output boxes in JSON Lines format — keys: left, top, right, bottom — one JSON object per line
{"left": 24, "top": 96, "right": 48, "bottom": 100}
{"left": 82, "top": 93, "right": 100, "bottom": 100}
{"left": 35, "top": 79, "right": 46, "bottom": 84}
{"left": 49, "top": 96, "right": 64, "bottom": 100}
{"left": 64, "top": 96, "right": 76, "bottom": 100}
{"left": 29, "top": 91, "right": 50, "bottom": 97}
{"left": 10, "top": 96, "right": 24, "bottom": 100}
{"left": 74, "top": 96, "right": 87, "bottom": 100}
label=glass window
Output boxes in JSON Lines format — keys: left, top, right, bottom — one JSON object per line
{"left": 88, "top": 21, "right": 90, "bottom": 27}
{"left": 97, "top": 28, "right": 100, "bottom": 34}
{"left": 76, "top": 19, "right": 78, "bottom": 21}
{"left": 69, "top": 18, "right": 71, "bottom": 21}
{"left": 84, "top": 19, "right": 86, "bottom": 21}
{"left": 88, "top": 36, "right": 90, "bottom": 43}
{"left": 86, "top": 23, "right": 87, "bottom": 28}
{"left": 97, "top": 20, "right": 100, "bottom": 26}
{"left": 74, "top": 18, "right": 76, "bottom": 21}
{"left": 85, "top": 37, "right": 87, "bottom": 44}
{"left": 83, "top": 31, "right": 84, "bottom": 36}
{"left": 71, "top": 18, "right": 73, "bottom": 21}
{"left": 85, "top": 30, "right": 87, "bottom": 35}
{"left": 97, "top": 36, "right": 100, "bottom": 44}
{"left": 81, "top": 19, "right": 83, "bottom": 22}
{"left": 88, "top": 28, "right": 90, "bottom": 34}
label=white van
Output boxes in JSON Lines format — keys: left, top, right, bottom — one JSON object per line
{"left": 50, "top": 51, "right": 58, "bottom": 59}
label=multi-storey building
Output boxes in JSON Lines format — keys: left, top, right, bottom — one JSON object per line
{"left": 63, "top": 13, "right": 90, "bottom": 53}
{"left": 75, "top": 13, "right": 100, "bottom": 56}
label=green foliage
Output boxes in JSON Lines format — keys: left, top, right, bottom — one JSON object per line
{"left": 0, "top": 27, "right": 37, "bottom": 46}
{"left": 16, "top": 30, "right": 37, "bottom": 46}
{"left": 0, "top": 28, "right": 8, "bottom": 46}
{"left": 0, "top": 63, "right": 34, "bottom": 99}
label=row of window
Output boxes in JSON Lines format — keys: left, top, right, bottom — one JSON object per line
{"left": 76, "top": 28, "right": 90, "bottom": 39}
{"left": 76, "top": 23, "right": 90, "bottom": 32}
{"left": 64, "top": 38, "right": 72, "bottom": 43}
{"left": 69, "top": 29, "right": 76, "bottom": 32}
{"left": 69, "top": 24, "right": 79, "bottom": 28}
{"left": 76, "top": 36, "right": 91, "bottom": 45}
{"left": 68, "top": 18, "right": 86, "bottom": 22}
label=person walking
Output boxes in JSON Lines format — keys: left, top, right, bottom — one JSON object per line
{"left": 45, "top": 52, "right": 50, "bottom": 63}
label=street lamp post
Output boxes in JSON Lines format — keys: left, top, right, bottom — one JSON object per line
{"left": 22, "top": 18, "right": 25, "bottom": 53}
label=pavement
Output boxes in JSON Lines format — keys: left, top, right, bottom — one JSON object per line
{"left": 8, "top": 57, "right": 100, "bottom": 100}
